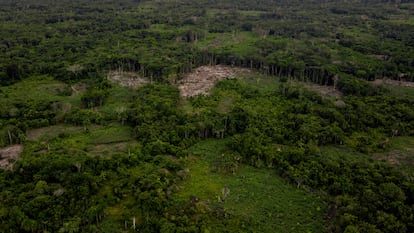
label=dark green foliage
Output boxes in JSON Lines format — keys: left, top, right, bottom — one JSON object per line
{"left": 0, "top": 0, "right": 413, "bottom": 85}
{"left": 128, "top": 84, "right": 181, "bottom": 143}
{"left": 0, "top": 151, "right": 186, "bottom": 233}
{"left": 5, "top": 64, "right": 22, "bottom": 84}
{"left": 1, "top": 74, "right": 414, "bottom": 232}
{"left": 337, "top": 75, "right": 380, "bottom": 96}
{"left": 81, "top": 89, "right": 109, "bottom": 108}
{"left": 0, "top": 0, "right": 413, "bottom": 232}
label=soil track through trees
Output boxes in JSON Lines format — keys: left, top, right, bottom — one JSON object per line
{"left": 178, "top": 65, "right": 250, "bottom": 97}
{"left": 107, "top": 71, "right": 147, "bottom": 88}
{"left": 0, "top": 145, "right": 23, "bottom": 170}
{"left": 301, "top": 82, "right": 343, "bottom": 98}
{"left": 371, "top": 79, "right": 414, "bottom": 88}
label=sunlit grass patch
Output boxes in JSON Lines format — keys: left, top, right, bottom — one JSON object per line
{"left": 176, "top": 139, "right": 327, "bottom": 233}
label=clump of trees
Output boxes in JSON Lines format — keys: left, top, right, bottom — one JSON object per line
{"left": 0, "top": 0, "right": 413, "bottom": 86}
{"left": 0, "top": 0, "right": 413, "bottom": 232}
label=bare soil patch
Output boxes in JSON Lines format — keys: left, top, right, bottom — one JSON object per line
{"left": 0, "top": 145, "right": 23, "bottom": 170}
{"left": 302, "top": 82, "right": 343, "bottom": 98}
{"left": 178, "top": 65, "right": 249, "bottom": 97}
{"left": 372, "top": 148, "right": 414, "bottom": 167}
{"left": 107, "top": 71, "right": 147, "bottom": 88}
{"left": 89, "top": 141, "right": 136, "bottom": 157}
{"left": 371, "top": 79, "right": 414, "bottom": 88}
{"left": 71, "top": 82, "right": 87, "bottom": 94}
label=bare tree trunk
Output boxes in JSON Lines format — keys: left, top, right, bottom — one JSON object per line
{"left": 7, "top": 130, "right": 12, "bottom": 145}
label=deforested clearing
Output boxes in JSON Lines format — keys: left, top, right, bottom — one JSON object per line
{"left": 302, "top": 82, "right": 343, "bottom": 98}
{"left": 178, "top": 65, "right": 250, "bottom": 97}
{"left": 372, "top": 79, "right": 414, "bottom": 88}
{"left": 107, "top": 71, "right": 147, "bottom": 88}
{"left": 0, "top": 145, "right": 23, "bottom": 170}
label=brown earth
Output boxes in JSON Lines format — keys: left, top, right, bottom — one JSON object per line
{"left": 90, "top": 141, "right": 136, "bottom": 157}
{"left": 302, "top": 82, "right": 343, "bottom": 98}
{"left": 71, "top": 82, "right": 87, "bottom": 94}
{"left": 178, "top": 65, "right": 250, "bottom": 97}
{"left": 372, "top": 148, "right": 414, "bottom": 167}
{"left": 0, "top": 144, "right": 23, "bottom": 170}
{"left": 371, "top": 79, "right": 414, "bottom": 88}
{"left": 107, "top": 71, "right": 147, "bottom": 88}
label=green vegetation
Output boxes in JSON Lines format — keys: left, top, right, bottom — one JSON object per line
{"left": 1, "top": 0, "right": 413, "bottom": 85}
{"left": 177, "top": 139, "right": 326, "bottom": 233}
{"left": 0, "top": 0, "right": 414, "bottom": 233}
{"left": 384, "top": 84, "right": 414, "bottom": 99}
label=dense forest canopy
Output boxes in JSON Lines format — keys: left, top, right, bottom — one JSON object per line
{"left": 0, "top": 0, "right": 413, "bottom": 84}
{"left": 0, "top": 0, "right": 413, "bottom": 232}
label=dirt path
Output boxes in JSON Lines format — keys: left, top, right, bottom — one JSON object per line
{"left": 107, "top": 71, "right": 147, "bottom": 88}
{"left": 371, "top": 79, "right": 414, "bottom": 88}
{"left": 178, "top": 65, "right": 249, "bottom": 97}
{"left": 71, "top": 82, "right": 87, "bottom": 94}
{"left": 301, "top": 82, "right": 343, "bottom": 98}
{"left": 0, "top": 145, "right": 23, "bottom": 170}
{"left": 372, "top": 147, "right": 414, "bottom": 167}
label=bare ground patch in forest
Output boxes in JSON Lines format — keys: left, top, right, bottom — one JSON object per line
{"left": 71, "top": 82, "right": 87, "bottom": 94}
{"left": 178, "top": 65, "right": 250, "bottom": 97}
{"left": 89, "top": 141, "right": 136, "bottom": 157}
{"left": 372, "top": 149, "right": 414, "bottom": 167}
{"left": 0, "top": 145, "right": 23, "bottom": 170}
{"left": 371, "top": 79, "right": 414, "bottom": 88}
{"left": 371, "top": 137, "right": 414, "bottom": 178}
{"left": 301, "top": 82, "right": 343, "bottom": 98}
{"left": 107, "top": 71, "right": 147, "bottom": 88}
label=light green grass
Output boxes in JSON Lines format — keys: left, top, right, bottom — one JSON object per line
{"left": 176, "top": 139, "right": 327, "bottom": 233}
{"left": 1, "top": 76, "right": 66, "bottom": 99}
{"left": 26, "top": 124, "right": 84, "bottom": 141}
{"left": 196, "top": 31, "right": 257, "bottom": 53}
{"left": 98, "top": 85, "right": 135, "bottom": 117}
{"left": 241, "top": 73, "right": 282, "bottom": 92}
{"left": 0, "top": 75, "right": 82, "bottom": 108}
{"left": 384, "top": 84, "right": 414, "bottom": 99}
{"left": 27, "top": 124, "right": 135, "bottom": 157}
{"left": 87, "top": 125, "right": 133, "bottom": 145}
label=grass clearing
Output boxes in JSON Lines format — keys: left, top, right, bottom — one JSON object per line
{"left": 0, "top": 76, "right": 65, "bottom": 101}
{"left": 241, "top": 72, "right": 282, "bottom": 92}
{"left": 0, "top": 76, "right": 82, "bottom": 108}
{"left": 88, "top": 141, "right": 136, "bottom": 157}
{"left": 176, "top": 139, "right": 327, "bottom": 233}
{"left": 26, "top": 124, "right": 135, "bottom": 157}
{"left": 26, "top": 124, "right": 84, "bottom": 141}
{"left": 99, "top": 85, "right": 135, "bottom": 118}
{"left": 196, "top": 31, "right": 257, "bottom": 51}
{"left": 87, "top": 125, "right": 133, "bottom": 145}
{"left": 383, "top": 84, "right": 414, "bottom": 99}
